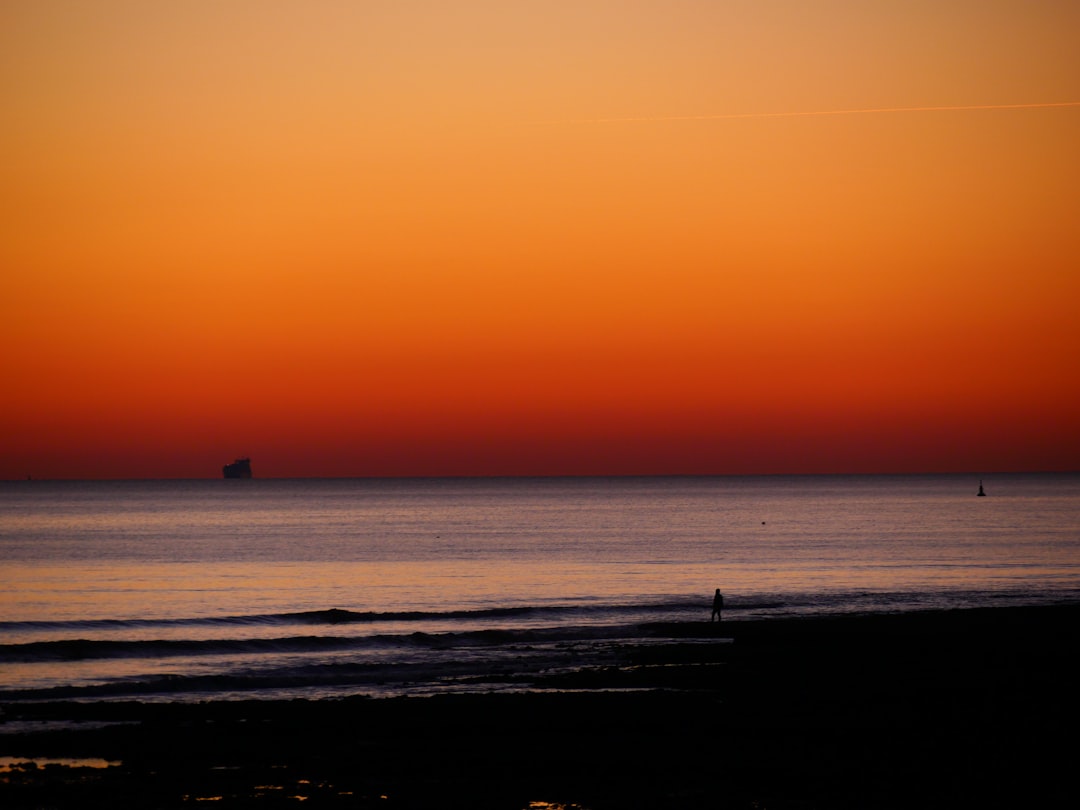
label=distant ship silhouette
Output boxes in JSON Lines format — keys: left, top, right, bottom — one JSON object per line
{"left": 223, "top": 458, "right": 252, "bottom": 479}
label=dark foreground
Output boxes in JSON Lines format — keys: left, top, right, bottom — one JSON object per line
{"left": 2, "top": 605, "right": 1077, "bottom": 809}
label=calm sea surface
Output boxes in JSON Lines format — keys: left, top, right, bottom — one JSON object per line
{"left": 2, "top": 474, "right": 1078, "bottom": 702}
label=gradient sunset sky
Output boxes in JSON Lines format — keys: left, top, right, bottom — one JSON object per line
{"left": 3, "top": 1, "right": 1078, "bottom": 479}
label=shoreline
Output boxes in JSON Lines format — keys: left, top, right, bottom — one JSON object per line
{"left": 3, "top": 604, "right": 1078, "bottom": 808}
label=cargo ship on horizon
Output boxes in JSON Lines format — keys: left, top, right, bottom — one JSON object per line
{"left": 223, "top": 458, "right": 252, "bottom": 479}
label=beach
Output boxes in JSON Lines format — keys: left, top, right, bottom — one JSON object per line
{"left": 2, "top": 604, "right": 1076, "bottom": 809}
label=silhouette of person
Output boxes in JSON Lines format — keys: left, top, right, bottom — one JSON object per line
{"left": 711, "top": 588, "right": 724, "bottom": 622}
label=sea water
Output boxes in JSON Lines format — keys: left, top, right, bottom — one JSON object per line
{"left": 2, "top": 474, "right": 1078, "bottom": 701}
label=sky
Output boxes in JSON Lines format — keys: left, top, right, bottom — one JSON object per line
{"left": 3, "top": 0, "right": 1079, "bottom": 479}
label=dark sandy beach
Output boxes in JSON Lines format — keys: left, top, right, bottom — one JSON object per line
{"left": 2, "top": 605, "right": 1077, "bottom": 809}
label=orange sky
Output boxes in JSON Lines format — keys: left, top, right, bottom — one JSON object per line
{"left": 3, "top": 1, "right": 1079, "bottom": 479}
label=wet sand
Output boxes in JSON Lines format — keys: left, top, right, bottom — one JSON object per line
{"left": 2, "top": 605, "right": 1077, "bottom": 808}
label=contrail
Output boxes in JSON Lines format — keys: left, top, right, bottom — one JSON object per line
{"left": 554, "top": 100, "right": 1080, "bottom": 125}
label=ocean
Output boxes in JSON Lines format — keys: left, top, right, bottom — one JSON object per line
{"left": 2, "top": 474, "right": 1078, "bottom": 703}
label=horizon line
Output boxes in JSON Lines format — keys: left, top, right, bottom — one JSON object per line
{"left": 7, "top": 470, "right": 1076, "bottom": 483}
